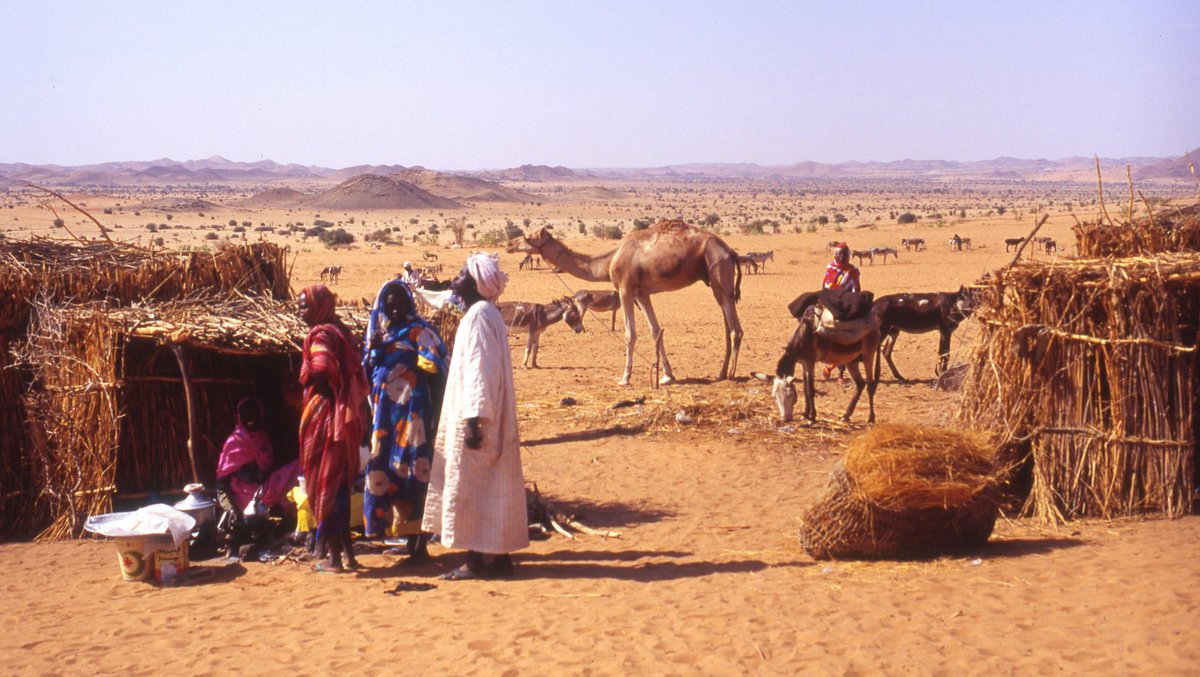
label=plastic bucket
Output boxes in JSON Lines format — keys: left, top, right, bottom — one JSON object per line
{"left": 147, "top": 535, "right": 189, "bottom": 583}
{"left": 113, "top": 536, "right": 153, "bottom": 581}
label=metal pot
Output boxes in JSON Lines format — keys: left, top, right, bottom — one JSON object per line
{"left": 173, "top": 483, "right": 216, "bottom": 528}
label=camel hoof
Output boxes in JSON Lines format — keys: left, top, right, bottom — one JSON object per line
{"left": 659, "top": 375, "right": 676, "bottom": 386}
{"left": 617, "top": 378, "right": 631, "bottom": 386}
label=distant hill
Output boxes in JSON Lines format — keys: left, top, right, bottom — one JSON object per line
{"left": 236, "top": 187, "right": 312, "bottom": 208}
{"left": 479, "top": 164, "right": 578, "bottom": 182}
{"left": 1, "top": 149, "right": 1197, "bottom": 186}
{"left": 307, "top": 174, "right": 461, "bottom": 210}
{"left": 393, "top": 169, "right": 538, "bottom": 203}
{"left": 1137, "top": 148, "right": 1200, "bottom": 180}
{"left": 567, "top": 185, "right": 630, "bottom": 200}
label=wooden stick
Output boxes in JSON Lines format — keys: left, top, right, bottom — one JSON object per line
{"left": 23, "top": 182, "right": 117, "bottom": 245}
{"left": 169, "top": 343, "right": 202, "bottom": 484}
{"left": 1095, "top": 156, "right": 1115, "bottom": 227}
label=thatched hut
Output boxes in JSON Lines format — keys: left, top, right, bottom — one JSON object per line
{"left": 959, "top": 207, "right": 1200, "bottom": 521}
{"left": 13, "top": 297, "right": 309, "bottom": 540}
{"left": 0, "top": 239, "right": 294, "bottom": 539}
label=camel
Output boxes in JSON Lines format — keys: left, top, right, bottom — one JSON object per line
{"left": 508, "top": 219, "right": 743, "bottom": 385}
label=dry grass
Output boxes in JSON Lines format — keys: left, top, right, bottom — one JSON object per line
{"left": 844, "top": 424, "right": 998, "bottom": 511}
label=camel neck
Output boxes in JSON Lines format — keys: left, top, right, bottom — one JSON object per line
{"left": 537, "top": 237, "right": 613, "bottom": 283}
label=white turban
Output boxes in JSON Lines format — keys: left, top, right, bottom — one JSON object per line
{"left": 465, "top": 252, "right": 508, "bottom": 301}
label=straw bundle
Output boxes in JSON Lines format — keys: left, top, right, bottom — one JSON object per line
{"left": 957, "top": 253, "right": 1199, "bottom": 521}
{"left": 799, "top": 425, "right": 1001, "bottom": 560}
{"left": 844, "top": 424, "right": 998, "bottom": 510}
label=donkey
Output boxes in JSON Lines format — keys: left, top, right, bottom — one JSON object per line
{"left": 572, "top": 289, "right": 622, "bottom": 331}
{"left": 755, "top": 301, "right": 881, "bottom": 424}
{"left": 851, "top": 249, "right": 874, "bottom": 266}
{"left": 736, "top": 255, "right": 760, "bottom": 275}
{"left": 320, "top": 265, "right": 342, "bottom": 284}
{"left": 496, "top": 297, "right": 585, "bottom": 368}
{"left": 871, "top": 246, "right": 898, "bottom": 264}
{"left": 421, "top": 251, "right": 439, "bottom": 262}
{"left": 1004, "top": 237, "right": 1025, "bottom": 252}
{"left": 870, "top": 287, "right": 976, "bottom": 382}
{"left": 747, "top": 250, "right": 774, "bottom": 271}
{"left": 901, "top": 238, "right": 926, "bottom": 252}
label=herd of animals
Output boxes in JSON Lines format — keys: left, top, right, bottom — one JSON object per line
{"left": 318, "top": 220, "right": 1057, "bottom": 426}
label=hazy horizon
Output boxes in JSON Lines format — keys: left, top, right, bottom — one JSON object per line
{"left": 3, "top": 1, "right": 1197, "bottom": 169}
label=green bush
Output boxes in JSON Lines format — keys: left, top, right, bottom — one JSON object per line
{"left": 476, "top": 229, "right": 507, "bottom": 246}
{"left": 897, "top": 212, "right": 919, "bottom": 224}
{"left": 319, "top": 228, "right": 354, "bottom": 247}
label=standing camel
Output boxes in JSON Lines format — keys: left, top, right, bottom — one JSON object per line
{"left": 508, "top": 219, "right": 743, "bottom": 385}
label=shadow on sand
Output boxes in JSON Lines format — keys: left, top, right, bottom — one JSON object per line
{"left": 523, "top": 424, "right": 647, "bottom": 447}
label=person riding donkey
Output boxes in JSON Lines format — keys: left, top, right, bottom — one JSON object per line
{"left": 821, "top": 243, "right": 861, "bottom": 382}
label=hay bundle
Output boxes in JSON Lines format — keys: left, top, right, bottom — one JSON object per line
{"left": 958, "top": 254, "right": 1199, "bottom": 521}
{"left": 798, "top": 424, "right": 1001, "bottom": 560}
{"left": 428, "top": 303, "right": 463, "bottom": 353}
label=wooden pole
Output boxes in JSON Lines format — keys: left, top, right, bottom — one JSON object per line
{"left": 169, "top": 343, "right": 202, "bottom": 484}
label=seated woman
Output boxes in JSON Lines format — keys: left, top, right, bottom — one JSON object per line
{"left": 363, "top": 279, "right": 448, "bottom": 564}
{"left": 216, "top": 397, "right": 301, "bottom": 522}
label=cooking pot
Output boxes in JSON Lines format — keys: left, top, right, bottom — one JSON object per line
{"left": 173, "top": 483, "right": 216, "bottom": 528}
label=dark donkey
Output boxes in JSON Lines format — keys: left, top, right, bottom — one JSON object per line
{"left": 870, "top": 287, "right": 976, "bottom": 382}
{"left": 497, "top": 297, "right": 584, "bottom": 368}
{"left": 755, "top": 290, "right": 881, "bottom": 423}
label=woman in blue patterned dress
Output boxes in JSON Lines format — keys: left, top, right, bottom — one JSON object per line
{"left": 363, "top": 279, "right": 448, "bottom": 563}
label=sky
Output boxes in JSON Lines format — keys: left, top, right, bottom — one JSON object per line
{"left": 2, "top": 1, "right": 1196, "bottom": 169}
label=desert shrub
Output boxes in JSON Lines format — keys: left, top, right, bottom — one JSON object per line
{"left": 154, "top": 237, "right": 165, "bottom": 247}
{"left": 633, "top": 217, "right": 654, "bottom": 230}
{"left": 476, "top": 229, "right": 507, "bottom": 246}
{"left": 103, "top": 208, "right": 113, "bottom": 215}
{"left": 145, "top": 223, "right": 158, "bottom": 232}
{"left": 589, "top": 225, "right": 623, "bottom": 240}
{"left": 816, "top": 215, "right": 829, "bottom": 225}
{"left": 833, "top": 213, "right": 847, "bottom": 223}
{"left": 314, "top": 219, "right": 334, "bottom": 228}
{"left": 995, "top": 206, "right": 1007, "bottom": 215}
{"left": 52, "top": 218, "right": 65, "bottom": 229}
{"left": 305, "top": 226, "right": 327, "bottom": 238}
{"left": 232, "top": 226, "right": 245, "bottom": 234}
{"left": 364, "top": 229, "right": 392, "bottom": 243}
{"left": 805, "top": 224, "right": 817, "bottom": 233}
{"left": 897, "top": 212, "right": 919, "bottom": 224}
{"left": 504, "top": 223, "right": 524, "bottom": 241}
{"left": 701, "top": 213, "right": 720, "bottom": 227}
{"left": 228, "top": 219, "right": 237, "bottom": 227}
{"left": 319, "top": 228, "right": 354, "bottom": 247}
{"left": 205, "top": 232, "right": 220, "bottom": 240}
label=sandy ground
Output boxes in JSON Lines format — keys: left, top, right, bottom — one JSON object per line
{"left": 2, "top": 185, "right": 1199, "bottom": 673}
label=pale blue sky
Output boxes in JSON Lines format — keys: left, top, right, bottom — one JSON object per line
{"left": 2, "top": 1, "right": 1196, "bottom": 169}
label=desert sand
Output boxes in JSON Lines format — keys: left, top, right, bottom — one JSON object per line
{"left": 2, "top": 180, "right": 1198, "bottom": 674}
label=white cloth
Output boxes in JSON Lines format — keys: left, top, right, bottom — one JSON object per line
{"left": 465, "top": 252, "right": 508, "bottom": 301}
{"left": 422, "top": 301, "right": 528, "bottom": 554}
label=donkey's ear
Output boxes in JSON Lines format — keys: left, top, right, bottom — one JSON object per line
{"left": 750, "top": 371, "right": 772, "bottom": 382}
{"left": 784, "top": 375, "right": 795, "bottom": 384}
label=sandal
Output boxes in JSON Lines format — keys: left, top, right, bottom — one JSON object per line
{"left": 311, "top": 562, "right": 345, "bottom": 574}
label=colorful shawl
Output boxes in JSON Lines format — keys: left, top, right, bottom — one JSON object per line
{"left": 822, "top": 258, "right": 861, "bottom": 293}
{"left": 299, "top": 284, "right": 369, "bottom": 523}
{"left": 362, "top": 280, "right": 448, "bottom": 536}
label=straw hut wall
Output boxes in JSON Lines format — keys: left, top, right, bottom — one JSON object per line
{"left": 14, "top": 297, "right": 309, "bottom": 540}
{"left": 1073, "top": 203, "right": 1200, "bottom": 258}
{"left": 0, "top": 239, "right": 295, "bottom": 540}
{"left": 957, "top": 254, "right": 1199, "bottom": 521}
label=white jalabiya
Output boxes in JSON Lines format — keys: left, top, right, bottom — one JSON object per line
{"left": 422, "top": 301, "right": 529, "bottom": 554}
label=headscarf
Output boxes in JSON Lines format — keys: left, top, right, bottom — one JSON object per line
{"left": 300, "top": 283, "right": 368, "bottom": 444}
{"left": 822, "top": 244, "right": 860, "bottom": 292}
{"left": 217, "top": 398, "right": 272, "bottom": 479}
{"left": 465, "top": 252, "right": 508, "bottom": 301}
{"left": 364, "top": 279, "right": 447, "bottom": 378}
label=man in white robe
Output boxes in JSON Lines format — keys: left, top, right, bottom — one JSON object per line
{"left": 423, "top": 253, "right": 528, "bottom": 579}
